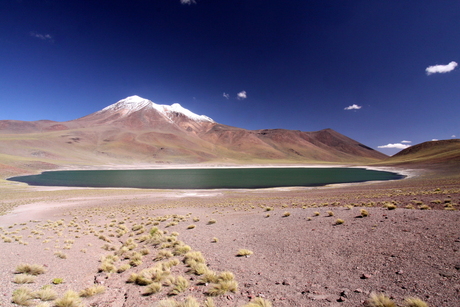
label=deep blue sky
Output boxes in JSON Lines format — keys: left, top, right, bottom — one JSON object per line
{"left": 1, "top": 1, "right": 459, "bottom": 155}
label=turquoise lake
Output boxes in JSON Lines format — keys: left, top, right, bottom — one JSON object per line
{"left": 7, "top": 168, "right": 405, "bottom": 189}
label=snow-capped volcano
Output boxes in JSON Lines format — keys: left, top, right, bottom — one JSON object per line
{"left": 100, "top": 95, "right": 214, "bottom": 123}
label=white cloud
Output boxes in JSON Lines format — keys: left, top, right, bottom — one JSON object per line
{"left": 401, "top": 140, "right": 412, "bottom": 144}
{"left": 432, "top": 139, "right": 438, "bottom": 141}
{"left": 237, "top": 91, "right": 247, "bottom": 100}
{"left": 426, "top": 61, "right": 458, "bottom": 75}
{"left": 223, "top": 92, "right": 229, "bottom": 99}
{"left": 378, "top": 143, "right": 411, "bottom": 149}
{"left": 452, "top": 135, "right": 456, "bottom": 138}
{"left": 30, "top": 31, "right": 53, "bottom": 42}
{"left": 344, "top": 104, "right": 362, "bottom": 110}
{"left": 180, "top": 0, "right": 196, "bottom": 4}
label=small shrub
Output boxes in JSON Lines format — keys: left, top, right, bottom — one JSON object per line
{"left": 326, "top": 210, "right": 334, "bottom": 216}
{"left": 419, "top": 205, "right": 431, "bottom": 210}
{"left": 236, "top": 249, "right": 253, "bottom": 257}
{"left": 282, "top": 211, "right": 291, "bottom": 217}
{"left": 211, "top": 237, "right": 218, "bottom": 243}
{"left": 52, "top": 278, "right": 64, "bottom": 284}
{"left": 207, "top": 219, "right": 217, "bottom": 225}
{"left": 187, "top": 224, "right": 196, "bottom": 229}
{"left": 314, "top": 211, "right": 320, "bottom": 216}
{"left": 335, "top": 219, "right": 345, "bottom": 225}
{"left": 360, "top": 209, "right": 369, "bottom": 217}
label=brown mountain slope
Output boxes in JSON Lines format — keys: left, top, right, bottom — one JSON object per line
{"left": 0, "top": 96, "right": 387, "bottom": 174}
{"left": 384, "top": 139, "right": 460, "bottom": 165}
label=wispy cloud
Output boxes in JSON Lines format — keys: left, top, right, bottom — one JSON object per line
{"left": 223, "top": 92, "right": 229, "bottom": 99}
{"left": 30, "top": 31, "right": 54, "bottom": 42}
{"left": 180, "top": 0, "right": 196, "bottom": 4}
{"left": 378, "top": 143, "right": 411, "bottom": 149}
{"left": 426, "top": 61, "right": 458, "bottom": 75}
{"left": 452, "top": 135, "right": 457, "bottom": 138}
{"left": 237, "top": 91, "right": 247, "bottom": 100}
{"left": 401, "top": 140, "right": 412, "bottom": 144}
{"left": 344, "top": 104, "right": 361, "bottom": 110}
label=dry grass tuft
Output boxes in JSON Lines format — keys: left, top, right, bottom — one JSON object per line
{"left": 403, "top": 297, "right": 429, "bottom": 307}
{"left": 54, "top": 290, "right": 82, "bottom": 307}
{"left": 143, "top": 282, "right": 162, "bottom": 296}
{"left": 12, "top": 287, "right": 34, "bottom": 306}
{"left": 34, "top": 285, "right": 58, "bottom": 301}
{"left": 168, "top": 275, "right": 189, "bottom": 295}
{"left": 15, "top": 263, "right": 46, "bottom": 275}
{"left": 383, "top": 203, "right": 397, "bottom": 210}
{"left": 207, "top": 279, "right": 238, "bottom": 296}
{"left": 79, "top": 285, "right": 105, "bottom": 297}
{"left": 13, "top": 274, "right": 36, "bottom": 284}
{"left": 243, "top": 297, "right": 273, "bottom": 307}
{"left": 236, "top": 249, "right": 253, "bottom": 257}
{"left": 366, "top": 292, "right": 396, "bottom": 307}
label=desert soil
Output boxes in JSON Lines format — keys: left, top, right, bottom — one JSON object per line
{"left": 0, "top": 165, "right": 459, "bottom": 307}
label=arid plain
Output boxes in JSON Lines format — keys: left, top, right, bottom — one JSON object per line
{"left": 1, "top": 160, "right": 459, "bottom": 307}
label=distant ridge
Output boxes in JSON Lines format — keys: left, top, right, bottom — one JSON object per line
{"left": 386, "top": 139, "right": 460, "bottom": 165}
{"left": 0, "top": 96, "right": 388, "bottom": 174}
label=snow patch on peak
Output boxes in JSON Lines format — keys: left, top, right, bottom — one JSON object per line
{"left": 101, "top": 95, "right": 152, "bottom": 113}
{"left": 168, "top": 103, "right": 214, "bottom": 122}
{"left": 100, "top": 96, "right": 214, "bottom": 123}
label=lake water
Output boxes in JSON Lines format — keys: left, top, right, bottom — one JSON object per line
{"left": 7, "top": 168, "right": 405, "bottom": 189}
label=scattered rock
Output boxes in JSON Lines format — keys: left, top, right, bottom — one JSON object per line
{"left": 360, "top": 273, "right": 372, "bottom": 279}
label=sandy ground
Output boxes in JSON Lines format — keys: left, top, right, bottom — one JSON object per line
{"left": 0, "top": 165, "right": 459, "bottom": 307}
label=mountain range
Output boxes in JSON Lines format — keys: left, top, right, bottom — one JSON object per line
{"left": 2, "top": 95, "right": 421, "bottom": 176}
